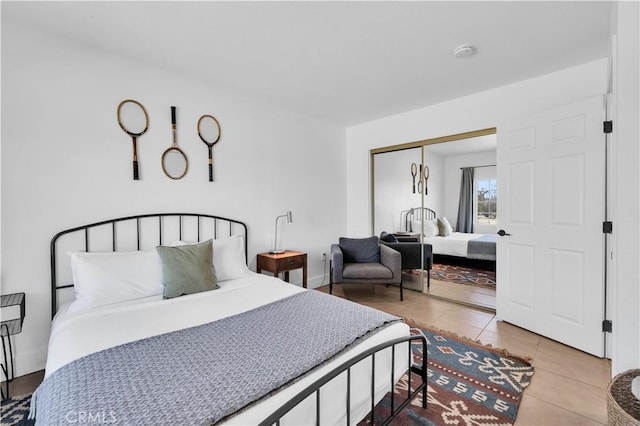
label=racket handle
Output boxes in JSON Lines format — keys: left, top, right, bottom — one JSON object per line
{"left": 133, "top": 160, "right": 139, "bottom": 180}
{"left": 171, "top": 106, "right": 176, "bottom": 124}
{"left": 209, "top": 163, "right": 213, "bottom": 182}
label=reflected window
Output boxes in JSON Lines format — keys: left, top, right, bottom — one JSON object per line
{"left": 476, "top": 178, "right": 497, "bottom": 226}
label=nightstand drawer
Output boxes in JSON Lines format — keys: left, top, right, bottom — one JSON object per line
{"left": 277, "top": 255, "right": 304, "bottom": 271}
{"left": 256, "top": 251, "right": 307, "bottom": 288}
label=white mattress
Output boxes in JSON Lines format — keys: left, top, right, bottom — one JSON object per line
{"left": 47, "top": 272, "right": 410, "bottom": 425}
{"left": 424, "top": 232, "right": 486, "bottom": 257}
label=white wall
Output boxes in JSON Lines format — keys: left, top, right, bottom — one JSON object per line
{"left": 610, "top": 1, "right": 640, "bottom": 376}
{"left": 424, "top": 152, "right": 445, "bottom": 224}
{"left": 1, "top": 22, "right": 347, "bottom": 376}
{"left": 372, "top": 148, "right": 444, "bottom": 235}
{"left": 373, "top": 148, "right": 422, "bottom": 234}
{"left": 346, "top": 59, "right": 608, "bottom": 237}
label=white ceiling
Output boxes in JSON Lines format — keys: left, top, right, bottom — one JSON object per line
{"left": 3, "top": 1, "right": 612, "bottom": 126}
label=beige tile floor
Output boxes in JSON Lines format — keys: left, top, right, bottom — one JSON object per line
{"left": 8, "top": 284, "right": 611, "bottom": 425}
{"left": 404, "top": 270, "right": 497, "bottom": 311}
{"left": 321, "top": 283, "right": 611, "bottom": 425}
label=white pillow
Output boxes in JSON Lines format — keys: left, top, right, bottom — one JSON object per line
{"left": 212, "top": 235, "right": 249, "bottom": 281}
{"left": 410, "top": 219, "right": 420, "bottom": 234}
{"left": 411, "top": 219, "right": 440, "bottom": 237}
{"left": 424, "top": 219, "right": 440, "bottom": 238}
{"left": 171, "top": 235, "right": 249, "bottom": 282}
{"left": 68, "top": 250, "right": 164, "bottom": 313}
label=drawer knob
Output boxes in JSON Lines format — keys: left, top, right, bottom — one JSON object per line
{"left": 289, "top": 260, "right": 295, "bottom": 265}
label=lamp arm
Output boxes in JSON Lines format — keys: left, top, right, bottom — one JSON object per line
{"left": 273, "top": 214, "right": 287, "bottom": 252}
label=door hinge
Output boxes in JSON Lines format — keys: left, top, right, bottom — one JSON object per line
{"left": 603, "top": 221, "right": 613, "bottom": 234}
{"left": 602, "top": 320, "right": 613, "bottom": 333}
{"left": 604, "top": 120, "right": 613, "bottom": 134}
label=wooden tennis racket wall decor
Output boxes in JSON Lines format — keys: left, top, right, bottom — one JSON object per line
{"left": 161, "top": 106, "right": 189, "bottom": 180}
{"left": 197, "top": 114, "right": 221, "bottom": 182}
{"left": 116, "top": 100, "right": 222, "bottom": 182}
{"left": 410, "top": 162, "right": 429, "bottom": 195}
{"left": 117, "top": 99, "right": 149, "bottom": 180}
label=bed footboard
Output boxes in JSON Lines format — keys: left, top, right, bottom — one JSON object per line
{"left": 258, "top": 333, "right": 428, "bottom": 426}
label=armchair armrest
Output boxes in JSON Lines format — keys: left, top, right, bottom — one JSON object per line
{"left": 330, "top": 244, "right": 344, "bottom": 283}
{"left": 380, "top": 241, "right": 433, "bottom": 270}
{"left": 379, "top": 244, "right": 401, "bottom": 283}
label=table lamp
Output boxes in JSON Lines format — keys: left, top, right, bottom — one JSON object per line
{"left": 269, "top": 211, "right": 293, "bottom": 254}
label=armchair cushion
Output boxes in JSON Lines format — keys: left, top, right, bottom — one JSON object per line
{"left": 338, "top": 236, "right": 380, "bottom": 263}
{"left": 343, "top": 263, "right": 393, "bottom": 280}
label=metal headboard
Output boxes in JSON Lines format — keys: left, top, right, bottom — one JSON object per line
{"left": 405, "top": 207, "right": 437, "bottom": 232}
{"left": 50, "top": 213, "right": 248, "bottom": 319}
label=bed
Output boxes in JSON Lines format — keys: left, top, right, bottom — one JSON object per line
{"left": 404, "top": 207, "right": 496, "bottom": 262}
{"left": 34, "top": 213, "right": 427, "bottom": 425}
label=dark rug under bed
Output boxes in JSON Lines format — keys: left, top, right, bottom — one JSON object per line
{"left": 430, "top": 263, "right": 496, "bottom": 288}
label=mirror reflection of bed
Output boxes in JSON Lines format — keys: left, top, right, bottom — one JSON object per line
{"left": 404, "top": 207, "right": 496, "bottom": 311}
{"left": 372, "top": 131, "right": 497, "bottom": 311}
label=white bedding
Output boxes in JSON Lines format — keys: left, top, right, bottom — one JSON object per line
{"left": 424, "top": 232, "right": 486, "bottom": 257}
{"left": 47, "top": 272, "right": 410, "bottom": 425}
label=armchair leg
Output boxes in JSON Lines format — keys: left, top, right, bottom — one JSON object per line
{"left": 427, "top": 269, "right": 431, "bottom": 289}
{"left": 400, "top": 280, "right": 404, "bottom": 301}
{"left": 329, "top": 262, "right": 333, "bottom": 294}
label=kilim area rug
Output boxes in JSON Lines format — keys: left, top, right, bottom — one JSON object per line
{"left": 360, "top": 326, "right": 535, "bottom": 426}
{"left": 1, "top": 394, "right": 33, "bottom": 426}
{"left": 431, "top": 263, "right": 496, "bottom": 288}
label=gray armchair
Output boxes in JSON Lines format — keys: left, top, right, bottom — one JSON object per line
{"left": 330, "top": 236, "right": 403, "bottom": 300}
{"left": 379, "top": 232, "right": 434, "bottom": 289}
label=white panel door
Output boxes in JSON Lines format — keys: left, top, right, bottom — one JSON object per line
{"left": 497, "top": 96, "right": 605, "bottom": 357}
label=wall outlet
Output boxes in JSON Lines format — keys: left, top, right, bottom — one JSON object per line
{"left": 321, "top": 252, "right": 327, "bottom": 261}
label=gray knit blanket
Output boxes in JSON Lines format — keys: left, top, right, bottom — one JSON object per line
{"left": 467, "top": 233, "right": 496, "bottom": 261}
{"left": 31, "top": 291, "right": 400, "bottom": 425}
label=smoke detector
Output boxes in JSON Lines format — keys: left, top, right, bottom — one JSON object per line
{"left": 453, "top": 44, "right": 476, "bottom": 58}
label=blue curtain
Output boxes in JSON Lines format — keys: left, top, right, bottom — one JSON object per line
{"left": 456, "top": 168, "right": 474, "bottom": 233}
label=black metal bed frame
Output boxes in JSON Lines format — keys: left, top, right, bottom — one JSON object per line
{"left": 404, "top": 207, "right": 437, "bottom": 232}
{"left": 50, "top": 212, "right": 248, "bottom": 319}
{"left": 49, "top": 212, "right": 428, "bottom": 424}
{"left": 259, "top": 334, "right": 428, "bottom": 426}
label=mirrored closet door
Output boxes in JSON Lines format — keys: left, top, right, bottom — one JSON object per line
{"left": 372, "top": 146, "right": 428, "bottom": 292}
{"left": 370, "top": 129, "right": 497, "bottom": 311}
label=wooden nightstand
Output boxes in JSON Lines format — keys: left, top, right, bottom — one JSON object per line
{"left": 1, "top": 292, "right": 25, "bottom": 400}
{"left": 257, "top": 251, "right": 307, "bottom": 288}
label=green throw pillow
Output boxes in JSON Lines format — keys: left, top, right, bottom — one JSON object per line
{"left": 156, "top": 240, "right": 218, "bottom": 299}
{"left": 437, "top": 217, "right": 453, "bottom": 237}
